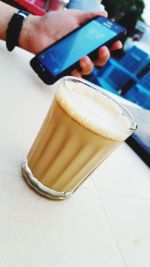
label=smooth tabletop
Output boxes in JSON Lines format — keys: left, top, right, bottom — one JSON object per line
{"left": 0, "top": 41, "right": 150, "bottom": 267}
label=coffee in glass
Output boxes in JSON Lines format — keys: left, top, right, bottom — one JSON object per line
{"left": 22, "top": 76, "right": 137, "bottom": 199}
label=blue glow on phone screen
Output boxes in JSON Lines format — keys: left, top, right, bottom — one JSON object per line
{"left": 38, "top": 20, "right": 116, "bottom": 76}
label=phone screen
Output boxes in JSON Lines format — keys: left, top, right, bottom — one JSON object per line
{"left": 37, "top": 18, "right": 123, "bottom": 77}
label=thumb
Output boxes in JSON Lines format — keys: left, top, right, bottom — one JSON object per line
{"left": 74, "top": 10, "right": 108, "bottom": 26}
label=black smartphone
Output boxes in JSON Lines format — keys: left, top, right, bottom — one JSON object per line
{"left": 30, "top": 16, "right": 126, "bottom": 84}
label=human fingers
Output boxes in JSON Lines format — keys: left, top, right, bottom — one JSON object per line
{"left": 71, "top": 69, "right": 82, "bottom": 78}
{"left": 110, "top": 40, "right": 122, "bottom": 51}
{"left": 93, "top": 46, "right": 110, "bottom": 67}
{"left": 79, "top": 56, "right": 94, "bottom": 75}
{"left": 71, "top": 56, "right": 94, "bottom": 77}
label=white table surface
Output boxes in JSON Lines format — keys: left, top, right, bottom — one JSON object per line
{"left": 0, "top": 40, "right": 150, "bottom": 267}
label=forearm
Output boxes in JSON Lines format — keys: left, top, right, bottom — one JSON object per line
{"left": 0, "top": 1, "right": 18, "bottom": 41}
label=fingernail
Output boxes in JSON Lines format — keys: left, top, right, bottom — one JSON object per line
{"left": 99, "top": 46, "right": 110, "bottom": 58}
{"left": 82, "top": 56, "right": 91, "bottom": 65}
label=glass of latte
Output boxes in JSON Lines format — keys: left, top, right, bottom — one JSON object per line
{"left": 22, "top": 76, "right": 137, "bottom": 200}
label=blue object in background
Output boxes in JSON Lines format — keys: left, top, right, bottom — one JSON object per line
{"left": 118, "top": 46, "right": 149, "bottom": 74}
{"left": 97, "top": 65, "right": 134, "bottom": 91}
{"left": 87, "top": 57, "right": 136, "bottom": 95}
{"left": 124, "top": 84, "right": 150, "bottom": 109}
{"left": 138, "top": 69, "right": 150, "bottom": 90}
{"left": 86, "top": 46, "right": 150, "bottom": 109}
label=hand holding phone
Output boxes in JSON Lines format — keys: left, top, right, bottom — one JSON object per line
{"left": 30, "top": 16, "right": 126, "bottom": 84}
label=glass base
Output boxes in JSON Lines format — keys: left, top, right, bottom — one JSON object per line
{"left": 22, "top": 160, "right": 73, "bottom": 200}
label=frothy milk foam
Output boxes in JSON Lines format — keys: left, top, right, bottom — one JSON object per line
{"left": 27, "top": 78, "right": 132, "bottom": 194}
{"left": 56, "top": 79, "right": 131, "bottom": 141}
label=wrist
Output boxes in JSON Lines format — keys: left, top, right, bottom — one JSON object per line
{"left": 19, "top": 14, "right": 40, "bottom": 53}
{"left": 6, "top": 10, "right": 30, "bottom": 51}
